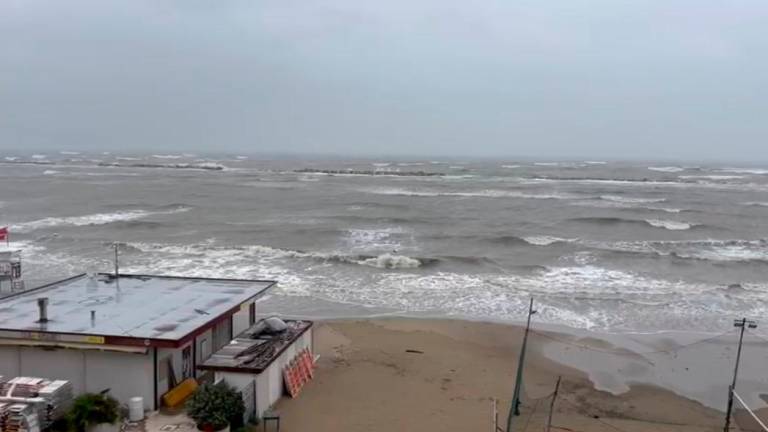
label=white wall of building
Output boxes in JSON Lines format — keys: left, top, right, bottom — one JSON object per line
{"left": 0, "top": 345, "right": 154, "bottom": 410}
{"left": 156, "top": 340, "right": 193, "bottom": 407}
{"left": 232, "top": 306, "right": 250, "bottom": 337}
{"left": 215, "top": 328, "right": 313, "bottom": 421}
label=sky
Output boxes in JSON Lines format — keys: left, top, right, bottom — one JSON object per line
{"left": 1, "top": 0, "right": 767, "bottom": 161}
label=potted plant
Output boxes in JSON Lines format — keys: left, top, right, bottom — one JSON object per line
{"left": 67, "top": 392, "right": 121, "bottom": 432}
{"left": 186, "top": 382, "right": 245, "bottom": 432}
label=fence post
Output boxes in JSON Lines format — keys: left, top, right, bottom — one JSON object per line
{"left": 546, "top": 377, "right": 561, "bottom": 432}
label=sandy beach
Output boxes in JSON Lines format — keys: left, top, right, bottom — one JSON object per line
{"left": 274, "top": 318, "right": 733, "bottom": 432}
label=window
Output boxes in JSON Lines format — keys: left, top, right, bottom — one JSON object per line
{"left": 182, "top": 346, "right": 192, "bottom": 379}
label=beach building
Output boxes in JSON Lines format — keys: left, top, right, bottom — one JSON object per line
{"left": 0, "top": 273, "right": 276, "bottom": 411}
{"left": 198, "top": 319, "right": 314, "bottom": 420}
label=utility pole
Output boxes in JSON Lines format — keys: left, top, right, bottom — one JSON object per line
{"left": 724, "top": 317, "right": 757, "bottom": 432}
{"left": 506, "top": 297, "right": 537, "bottom": 432}
{"left": 546, "top": 376, "right": 562, "bottom": 432}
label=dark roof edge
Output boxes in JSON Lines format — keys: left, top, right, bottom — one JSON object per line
{"left": 98, "top": 273, "right": 278, "bottom": 284}
{"left": 0, "top": 273, "right": 87, "bottom": 301}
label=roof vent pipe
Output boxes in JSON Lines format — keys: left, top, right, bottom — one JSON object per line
{"left": 37, "top": 297, "right": 49, "bottom": 323}
{"left": 91, "top": 310, "right": 96, "bottom": 327}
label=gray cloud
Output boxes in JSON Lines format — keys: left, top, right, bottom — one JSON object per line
{"left": 1, "top": 0, "right": 767, "bottom": 160}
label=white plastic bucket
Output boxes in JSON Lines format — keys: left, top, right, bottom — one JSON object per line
{"left": 128, "top": 397, "right": 144, "bottom": 422}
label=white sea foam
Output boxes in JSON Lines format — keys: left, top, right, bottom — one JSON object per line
{"left": 689, "top": 246, "right": 768, "bottom": 262}
{"left": 648, "top": 166, "right": 684, "bottom": 173}
{"left": 11, "top": 207, "right": 190, "bottom": 233}
{"left": 152, "top": 154, "right": 184, "bottom": 159}
{"left": 397, "top": 162, "right": 425, "bottom": 167}
{"left": 646, "top": 207, "right": 683, "bottom": 213}
{"left": 31, "top": 154, "right": 47, "bottom": 160}
{"left": 501, "top": 165, "right": 521, "bottom": 169}
{"left": 645, "top": 219, "right": 694, "bottom": 230}
{"left": 130, "top": 241, "right": 426, "bottom": 270}
{"left": 236, "top": 155, "right": 248, "bottom": 160}
{"left": 43, "top": 170, "right": 60, "bottom": 175}
{"left": 4, "top": 156, "right": 19, "bottom": 161}
{"left": 372, "top": 162, "right": 391, "bottom": 167}
{"left": 534, "top": 162, "right": 560, "bottom": 166}
{"left": 357, "top": 253, "right": 422, "bottom": 269}
{"left": 361, "top": 187, "right": 582, "bottom": 200}
{"left": 719, "top": 168, "right": 768, "bottom": 175}
{"left": 599, "top": 239, "right": 768, "bottom": 263}
{"left": 449, "top": 166, "right": 465, "bottom": 169}
{"left": 678, "top": 175, "right": 745, "bottom": 180}
{"left": 84, "top": 172, "right": 141, "bottom": 177}
{"left": 59, "top": 151, "right": 81, "bottom": 155}
{"left": 744, "top": 202, "right": 768, "bottom": 207}
{"left": 600, "top": 195, "right": 666, "bottom": 204}
{"left": 116, "top": 157, "right": 142, "bottom": 161}
{"left": 584, "top": 161, "right": 607, "bottom": 165}
{"left": 345, "top": 227, "right": 409, "bottom": 251}
{"left": 522, "top": 236, "right": 572, "bottom": 246}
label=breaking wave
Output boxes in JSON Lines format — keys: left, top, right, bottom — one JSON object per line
{"left": 743, "top": 202, "right": 768, "bottom": 207}
{"left": 599, "top": 195, "right": 666, "bottom": 204}
{"left": 570, "top": 217, "right": 697, "bottom": 231}
{"left": 645, "top": 219, "right": 694, "bottom": 231}
{"left": 99, "top": 162, "right": 226, "bottom": 171}
{"left": 11, "top": 207, "right": 191, "bottom": 233}
{"left": 361, "top": 187, "right": 583, "bottom": 200}
{"left": 522, "top": 236, "right": 574, "bottom": 246}
{"left": 590, "top": 239, "right": 768, "bottom": 263}
{"left": 719, "top": 168, "right": 768, "bottom": 175}
{"left": 648, "top": 166, "right": 684, "bottom": 173}
{"left": 129, "top": 242, "right": 438, "bottom": 270}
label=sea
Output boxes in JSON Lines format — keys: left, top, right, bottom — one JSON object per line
{"left": 2, "top": 151, "right": 768, "bottom": 334}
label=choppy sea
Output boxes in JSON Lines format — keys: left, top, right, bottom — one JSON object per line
{"left": 2, "top": 152, "right": 768, "bottom": 333}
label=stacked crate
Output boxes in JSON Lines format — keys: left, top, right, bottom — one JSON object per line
{"left": 0, "top": 377, "right": 73, "bottom": 432}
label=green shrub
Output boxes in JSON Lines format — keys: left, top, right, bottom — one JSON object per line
{"left": 186, "top": 383, "right": 245, "bottom": 431}
{"left": 67, "top": 393, "right": 120, "bottom": 432}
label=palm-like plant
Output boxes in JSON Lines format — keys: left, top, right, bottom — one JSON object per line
{"left": 186, "top": 383, "right": 244, "bottom": 431}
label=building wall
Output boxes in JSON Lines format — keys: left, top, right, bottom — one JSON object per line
{"left": 83, "top": 350, "right": 154, "bottom": 410}
{"left": 232, "top": 306, "right": 250, "bottom": 337}
{"left": 215, "top": 328, "right": 313, "bottom": 421}
{"left": 156, "top": 340, "right": 193, "bottom": 407}
{"left": 196, "top": 328, "right": 214, "bottom": 366}
{"left": 0, "top": 345, "right": 154, "bottom": 410}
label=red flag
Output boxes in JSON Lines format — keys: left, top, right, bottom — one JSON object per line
{"left": 0, "top": 227, "right": 7, "bottom": 243}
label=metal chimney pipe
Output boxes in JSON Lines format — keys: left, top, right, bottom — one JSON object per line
{"left": 91, "top": 310, "right": 96, "bottom": 327}
{"left": 37, "top": 297, "right": 49, "bottom": 323}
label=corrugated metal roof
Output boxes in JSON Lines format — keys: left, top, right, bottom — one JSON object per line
{"left": 0, "top": 273, "right": 275, "bottom": 341}
{"left": 199, "top": 320, "right": 312, "bottom": 374}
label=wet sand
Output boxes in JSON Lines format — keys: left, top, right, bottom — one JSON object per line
{"left": 274, "top": 318, "right": 740, "bottom": 432}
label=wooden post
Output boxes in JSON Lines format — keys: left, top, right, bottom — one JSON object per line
{"left": 546, "top": 377, "right": 561, "bottom": 432}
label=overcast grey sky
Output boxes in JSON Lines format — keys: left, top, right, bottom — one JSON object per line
{"left": 1, "top": 0, "right": 766, "bottom": 160}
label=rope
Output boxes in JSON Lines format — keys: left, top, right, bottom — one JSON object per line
{"left": 732, "top": 390, "right": 768, "bottom": 432}
{"left": 530, "top": 328, "right": 736, "bottom": 357}
{"left": 521, "top": 398, "right": 542, "bottom": 432}
{"left": 745, "top": 329, "right": 768, "bottom": 345}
